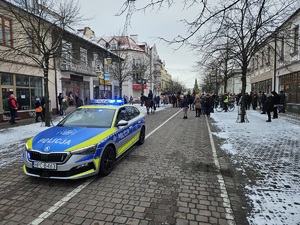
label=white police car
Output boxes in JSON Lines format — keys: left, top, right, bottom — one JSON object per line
{"left": 22, "top": 99, "right": 146, "bottom": 179}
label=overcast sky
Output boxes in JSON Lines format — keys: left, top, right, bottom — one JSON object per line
{"left": 76, "top": 0, "right": 202, "bottom": 88}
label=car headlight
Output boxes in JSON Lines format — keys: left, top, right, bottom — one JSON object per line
{"left": 71, "top": 145, "right": 97, "bottom": 155}
{"left": 25, "top": 142, "right": 31, "bottom": 151}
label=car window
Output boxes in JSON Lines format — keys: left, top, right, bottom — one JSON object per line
{"left": 58, "top": 108, "right": 115, "bottom": 128}
{"left": 125, "top": 106, "right": 139, "bottom": 120}
{"left": 116, "top": 107, "right": 129, "bottom": 122}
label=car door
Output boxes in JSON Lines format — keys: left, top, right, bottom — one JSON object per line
{"left": 125, "top": 106, "right": 142, "bottom": 142}
{"left": 115, "top": 107, "right": 132, "bottom": 156}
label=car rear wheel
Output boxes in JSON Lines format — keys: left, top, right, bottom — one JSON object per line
{"left": 99, "top": 146, "right": 116, "bottom": 176}
{"left": 137, "top": 126, "right": 145, "bottom": 145}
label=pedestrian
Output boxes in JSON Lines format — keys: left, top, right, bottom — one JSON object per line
{"left": 57, "top": 93, "right": 63, "bottom": 115}
{"left": 205, "top": 94, "right": 212, "bottom": 117}
{"left": 75, "top": 95, "right": 83, "bottom": 108}
{"left": 123, "top": 95, "right": 127, "bottom": 104}
{"left": 223, "top": 93, "right": 229, "bottom": 112}
{"left": 245, "top": 92, "right": 251, "bottom": 110}
{"left": 252, "top": 92, "right": 258, "bottom": 110}
{"left": 260, "top": 92, "right": 267, "bottom": 114}
{"left": 8, "top": 94, "right": 19, "bottom": 125}
{"left": 182, "top": 95, "right": 189, "bottom": 119}
{"left": 193, "top": 95, "right": 202, "bottom": 117}
{"left": 61, "top": 96, "right": 69, "bottom": 116}
{"left": 129, "top": 95, "right": 133, "bottom": 105}
{"left": 35, "top": 98, "right": 44, "bottom": 122}
{"left": 156, "top": 95, "right": 160, "bottom": 107}
{"left": 172, "top": 94, "right": 177, "bottom": 107}
{"left": 271, "top": 91, "right": 280, "bottom": 119}
{"left": 264, "top": 93, "right": 274, "bottom": 122}
{"left": 279, "top": 91, "right": 286, "bottom": 113}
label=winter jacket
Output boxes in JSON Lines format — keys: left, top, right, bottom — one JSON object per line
{"left": 193, "top": 97, "right": 201, "bottom": 109}
{"left": 8, "top": 96, "right": 18, "bottom": 111}
{"left": 182, "top": 96, "right": 189, "bottom": 108}
{"left": 264, "top": 96, "right": 274, "bottom": 112}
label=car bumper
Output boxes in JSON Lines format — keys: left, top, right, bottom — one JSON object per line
{"left": 22, "top": 151, "right": 100, "bottom": 179}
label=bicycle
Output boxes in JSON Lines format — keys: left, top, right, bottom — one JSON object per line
{"left": 215, "top": 100, "right": 235, "bottom": 112}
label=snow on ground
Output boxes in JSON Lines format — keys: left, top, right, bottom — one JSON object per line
{"left": 210, "top": 107, "right": 300, "bottom": 225}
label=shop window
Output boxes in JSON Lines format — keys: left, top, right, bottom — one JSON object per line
{"left": 16, "top": 74, "right": 29, "bottom": 87}
{"left": 0, "top": 73, "right": 13, "bottom": 85}
{"left": 30, "top": 76, "right": 42, "bottom": 88}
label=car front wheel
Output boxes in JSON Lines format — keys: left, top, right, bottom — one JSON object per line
{"left": 99, "top": 146, "right": 116, "bottom": 176}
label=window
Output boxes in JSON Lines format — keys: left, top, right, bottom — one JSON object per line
{"left": 260, "top": 51, "right": 264, "bottom": 66}
{"left": 266, "top": 46, "right": 271, "bottom": 65}
{"left": 279, "top": 36, "right": 285, "bottom": 61}
{"left": 27, "top": 28, "right": 39, "bottom": 54}
{"left": 80, "top": 47, "right": 87, "bottom": 65}
{"left": 255, "top": 55, "right": 259, "bottom": 69}
{"left": 0, "top": 73, "right": 13, "bottom": 85}
{"left": 16, "top": 75, "right": 43, "bottom": 110}
{"left": 0, "top": 16, "right": 13, "bottom": 47}
{"left": 111, "top": 43, "right": 116, "bottom": 50}
{"left": 293, "top": 25, "right": 299, "bottom": 54}
{"left": 61, "top": 40, "right": 72, "bottom": 67}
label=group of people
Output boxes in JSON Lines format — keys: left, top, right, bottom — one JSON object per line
{"left": 6, "top": 94, "right": 47, "bottom": 124}
{"left": 181, "top": 93, "right": 214, "bottom": 119}
{"left": 57, "top": 93, "right": 71, "bottom": 116}
{"left": 260, "top": 91, "right": 285, "bottom": 122}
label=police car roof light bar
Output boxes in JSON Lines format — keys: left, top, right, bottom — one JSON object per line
{"left": 89, "top": 99, "right": 124, "bottom": 105}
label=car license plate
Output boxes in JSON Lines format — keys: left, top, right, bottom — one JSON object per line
{"left": 33, "top": 161, "right": 57, "bottom": 170}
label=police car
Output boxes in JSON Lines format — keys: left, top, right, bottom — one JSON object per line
{"left": 22, "top": 99, "right": 146, "bottom": 179}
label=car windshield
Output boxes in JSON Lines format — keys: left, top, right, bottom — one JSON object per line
{"left": 57, "top": 108, "right": 116, "bottom": 128}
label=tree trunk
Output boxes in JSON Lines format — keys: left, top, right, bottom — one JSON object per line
{"left": 43, "top": 57, "right": 51, "bottom": 127}
{"left": 239, "top": 68, "right": 247, "bottom": 123}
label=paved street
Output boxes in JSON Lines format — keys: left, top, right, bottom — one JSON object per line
{"left": 0, "top": 105, "right": 247, "bottom": 225}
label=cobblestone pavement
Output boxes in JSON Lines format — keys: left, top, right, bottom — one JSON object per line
{"left": 0, "top": 106, "right": 247, "bottom": 225}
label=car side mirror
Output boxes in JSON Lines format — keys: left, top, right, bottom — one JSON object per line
{"left": 117, "top": 120, "right": 128, "bottom": 127}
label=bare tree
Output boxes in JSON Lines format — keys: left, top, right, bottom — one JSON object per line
{"left": 131, "top": 55, "right": 151, "bottom": 98}
{"left": 128, "top": 0, "right": 299, "bottom": 122}
{"left": 1, "top": 0, "right": 81, "bottom": 126}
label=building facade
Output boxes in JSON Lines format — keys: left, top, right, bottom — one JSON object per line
{"left": 250, "top": 8, "right": 300, "bottom": 114}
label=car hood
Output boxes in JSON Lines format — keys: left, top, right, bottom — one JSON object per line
{"left": 30, "top": 126, "right": 110, "bottom": 152}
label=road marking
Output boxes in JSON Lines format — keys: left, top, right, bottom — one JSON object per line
{"left": 30, "top": 109, "right": 182, "bottom": 225}
{"left": 205, "top": 116, "right": 236, "bottom": 225}
{"left": 30, "top": 178, "right": 94, "bottom": 225}
{"left": 146, "top": 109, "right": 182, "bottom": 139}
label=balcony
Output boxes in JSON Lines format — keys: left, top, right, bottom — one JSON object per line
{"left": 60, "top": 61, "right": 96, "bottom": 76}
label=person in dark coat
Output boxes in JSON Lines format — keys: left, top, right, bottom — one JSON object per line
{"left": 245, "top": 93, "right": 251, "bottom": 110}
{"left": 181, "top": 95, "right": 189, "bottom": 119}
{"left": 57, "top": 93, "right": 63, "bottom": 115}
{"left": 205, "top": 94, "right": 212, "bottom": 117}
{"left": 279, "top": 91, "right": 286, "bottom": 113}
{"left": 260, "top": 92, "right": 267, "bottom": 114}
{"left": 271, "top": 91, "right": 280, "bottom": 119}
{"left": 75, "top": 95, "right": 83, "bottom": 108}
{"left": 264, "top": 93, "right": 274, "bottom": 122}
